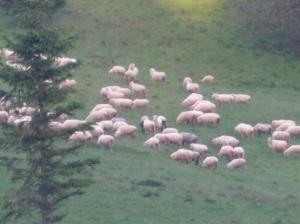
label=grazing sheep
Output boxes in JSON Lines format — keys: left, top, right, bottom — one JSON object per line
{"left": 226, "top": 158, "right": 246, "bottom": 169}
{"left": 149, "top": 68, "right": 166, "bottom": 82}
{"left": 176, "top": 111, "right": 203, "bottom": 125}
{"left": 232, "top": 94, "right": 251, "bottom": 104}
{"left": 144, "top": 137, "right": 160, "bottom": 149}
{"left": 170, "top": 149, "right": 200, "bottom": 164}
{"left": 212, "top": 135, "right": 240, "bottom": 147}
{"left": 272, "top": 131, "right": 290, "bottom": 142}
{"left": 276, "top": 122, "right": 295, "bottom": 131}
{"left": 109, "top": 98, "right": 133, "bottom": 109}
{"left": 153, "top": 115, "right": 167, "bottom": 132}
{"left": 234, "top": 123, "right": 254, "bottom": 138}
{"left": 272, "top": 119, "right": 296, "bottom": 128}
{"left": 115, "top": 125, "right": 137, "bottom": 138}
{"left": 92, "top": 104, "right": 113, "bottom": 112}
{"left": 0, "top": 111, "right": 9, "bottom": 123}
{"left": 99, "top": 108, "right": 117, "bottom": 119}
{"left": 69, "top": 131, "right": 92, "bottom": 143}
{"left": 218, "top": 146, "right": 234, "bottom": 160}
{"left": 202, "top": 156, "right": 218, "bottom": 169}
{"left": 190, "top": 144, "right": 208, "bottom": 158}
{"left": 212, "top": 94, "right": 233, "bottom": 105}
{"left": 129, "top": 81, "right": 146, "bottom": 96}
{"left": 201, "top": 75, "right": 214, "bottom": 84}
{"left": 286, "top": 126, "right": 300, "bottom": 137}
{"left": 181, "top": 93, "right": 204, "bottom": 108}
{"left": 267, "top": 137, "right": 288, "bottom": 153}
{"left": 140, "top": 116, "right": 155, "bottom": 134}
{"left": 124, "top": 63, "right": 139, "bottom": 81}
{"left": 98, "top": 120, "right": 114, "bottom": 132}
{"left": 97, "top": 135, "right": 114, "bottom": 149}
{"left": 197, "top": 113, "right": 220, "bottom": 125}
{"left": 254, "top": 123, "right": 272, "bottom": 135}
{"left": 165, "top": 133, "right": 183, "bottom": 146}
{"left": 232, "top": 147, "right": 245, "bottom": 159}
{"left": 85, "top": 110, "right": 107, "bottom": 123}
{"left": 113, "top": 121, "right": 127, "bottom": 131}
{"left": 180, "top": 132, "right": 198, "bottom": 145}
{"left": 132, "top": 99, "right": 150, "bottom": 109}
{"left": 191, "top": 100, "right": 216, "bottom": 113}
{"left": 91, "top": 125, "right": 104, "bottom": 138}
{"left": 162, "top": 128, "right": 178, "bottom": 134}
{"left": 58, "top": 79, "right": 77, "bottom": 90}
{"left": 284, "top": 145, "right": 300, "bottom": 156}
{"left": 153, "top": 133, "right": 168, "bottom": 144}
{"left": 108, "top": 65, "right": 126, "bottom": 75}
{"left": 63, "top": 119, "right": 86, "bottom": 130}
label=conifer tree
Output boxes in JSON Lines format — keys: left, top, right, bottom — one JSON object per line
{"left": 0, "top": 1, "right": 98, "bottom": 223}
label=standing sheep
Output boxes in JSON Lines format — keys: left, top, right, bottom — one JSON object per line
{"left": 284, "top": 145, "right": 300, "bottom": 156}
{"left": 197, "top": 113, "right": 220, "bottom": 125}
{"left": 190, "top": 144, "right": 208, "bottom": 158}
{"left": 170, "top": 149, "right": 200, "bottom": 164}
{"left": 144, "top": 137, "right": 160, "bottom": 149}
{"left": 149, "top": 68, "right": 166, "bottom": 82}
{"left": 201, "top": 75, "right": 214, "bottom": 84}
{"left": 267, "top": 137, "right": 288, "bottom": 153}
{"left": 202, "top": 156, "right": 219, "bottom": 169}
{"left": 254, "top": 123, "right": 272, "bottom": 135}
{"left": 226, "top": 158, "right": 246, "bottom": 169}
{"left": 234, "top": 123, "right": 254, "bottom": 138}
{"left": 97, "top": 135, "right": 114, "bottom": 149}
{"left": 108, "top": 65, "right": 126, "bottom": 75}
{"left": 115, "top": 125, "right": 137, "bottom": 138}
{"left": 180, "top": 132, "right": 198, "bottom": 145}
{"left": 129, "top": 81, "right": 146, "bottom": 96}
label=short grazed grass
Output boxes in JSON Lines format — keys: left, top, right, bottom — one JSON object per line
{"left": 1, "top": 0, "right": 300, "bottom": 223}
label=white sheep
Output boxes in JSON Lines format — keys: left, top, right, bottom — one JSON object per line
{"left": 63, "top": 119, "right": 86, "bottom": 130}
{"left": 286, "top": 126, "right": 300, "bottom": 137}
{"left": 176, "top": 111, "right": 203, "bottom": 125}
{"left": 272, "top": 119, "right": 295, "bottom": 128}
{"left": 182, "top": 77, "right": 192, "bottom": 88}
{"left": 124, "top": 63, "right": 139, "bottom": 81}
{"left": 58, "top": 79, "right": 77, "bottom": 90}
{"left": 284, "top": 145, "right": 300, "bottom": 156}
{"left": 129, "top": 81, "right": 146, "bottom": 96}
{"left": 185, "top": 80, "right": 200, "bottom": 93}
{"left": 197, "top": 113, "right": 220, "bottom": 125}
{"left": 165, "top": 133, "right": 183, "bottom": 146}
{"left": 98, "top": 120, "right": 114, "bottom": 132}
{"left": 212, "top": 135, "right": 240, "bottom": 147}
{"left": 267, "top": 137, "right": 288, "bottom": 153}
{"left": 48, "top": 121, "right": 64, "bottom": 132}
{"left": 149, "top": 68, "right": 166, "bottom": 82}
{"left": 144, "top": 137, "right": 160, "bottom": 149}
{"left": 109, "top": 98, "right": 133, "bottom": 109}
{"left": 153, "top": 133, "right": 168, "bottom": 144}
{"left": 97, "top": 135, "right": 114, "bottom": 149}
{"left": 85, "top": 110, "right": 107, "bottom": 123}
{"left": 191, "top": 100, "right": 216, "bottom": 113}
{"left": 190, "top": 143, "right": 208, "bottom": 158}
{"left": 115, "top": 125, "right": 137, "bottom": 138}
{"left": 69, "top": 131, "right": 92, "bottom": 143}
{"left": 132, "top": 99, "right": 150, "bottom": 109}
{"left": 218, "top": 146, "right": 234, "bottom": 160}
{"left": 232, "top": 94, "right": 251, "bottom": 104}
{"left": 254, "top": 123, "right": 272, "bottom": 135}
{"left": 212, "top": 93, "right": 233, "bottom": 105}
{"left": 170, "top": 149, "right": 200, "bottom": 164}
{"left": 108, "top": 65, "right": 126, "bottom": 75}
{"left": 162, "top": 128, "right": 178, "bottom": 134}
{"left": 153, "top": 115, "right": 167, "bottom": 132}
{"left": 234, "top": 123, "right": 254, "bottom": 138}
{"left": 232, "top": 147, "right": 245, "bottom": 159}
{"left": 181, "top": 93, "right": 204, "bottom": 108}
{"left": 53, "top": 57, "right": 77, "bottom": 68}
{"left": 201, "top": 75, "right": 214, "bottom": 84}
{"left": 140, "top": 116, "right": 155, "bottom": 134}
{"left": 272, "top": 131, "right": 290, "bottom": 142}
{"left": 202, "top": 156, "right": 218, "bottom": 169}
{"left": 0, "top": 111, "right": 9, "bottom": 123}
{"left": 226, "top": 158, "right": 246, "bottom": 169}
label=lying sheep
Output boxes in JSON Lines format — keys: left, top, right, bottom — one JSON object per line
{"left": 58, "top": 79, "right": 77, "bottom": 90}
{"left": 202, "top": 156, "right": 218, "bottom": 169}
{"left": 234, "top": 123, "right": 254, "bottom": 138}
{"left": 144, "top": 137, "right": 160, "bottom": 149}
{"left": 180, "top": 132, "right": 198, "bottom": 145}
{"left": 201, "top": 75, "right": 214, "bottom": 84}
{"left": 132, "top": 99, "right": 149, "bottom": 109}
{"left": 115, "top": 125, "right": 137, "bottom": 138}
{"left": 218, "top": 146, "right": 234, "bottom": 160}
{"left": 267, "top": 137, "right": 288, "bottom": 153}
{"left": 233, "top": 147, "right": 245, "bottom": 159}
{"left": 170, "top": 149, "right": 200, "bottom": 164}
{"left": 284, "top": 145, "right": 300, "bottom": 156}
{"left": 129, "top": 81, "right": 146, "bottom": 96}
{"left": 108, "top": 65, "right": 126, "bottom": 75}
{"left": 226, "top": 158, "right": 246, "bottom": 169}
{"left": 272, "top": 131, "right": 290, "bottom": 142}
{"left": 149, "top": 68, "right": 166, "bottom": 82}
{"left": 197, "top": 113, "right": 220, "bottom": 125}
{"left": 97, "top": 135, "right": 114, "bottom": 149}
{"left": 190, "top": 144, "right": 208, "bottom": 158}
{"left": 254, "top": 123, "right": 272, "bottom": 135}
{"left": 212, "top": 135, "right": 240, "bottom": 147}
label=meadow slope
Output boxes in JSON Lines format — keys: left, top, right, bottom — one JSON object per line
{"left": 1, "top": 0, "right": 300, "bottom": 223}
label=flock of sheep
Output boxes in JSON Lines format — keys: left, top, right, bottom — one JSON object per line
{"left": 1, "top": 48, "right": 300, "bottom": 171}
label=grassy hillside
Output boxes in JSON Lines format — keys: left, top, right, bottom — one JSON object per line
{"left": 1, "top": 0, "right": 300, "bottom": 223}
